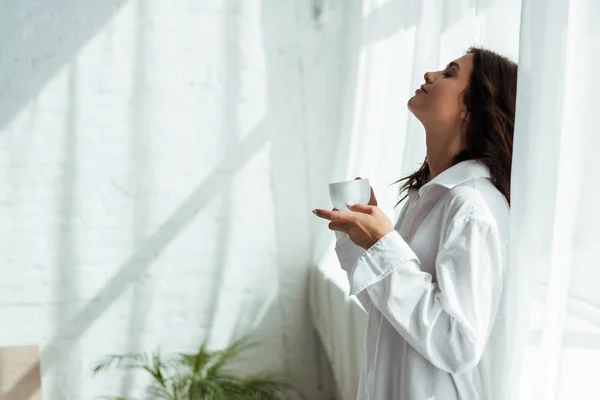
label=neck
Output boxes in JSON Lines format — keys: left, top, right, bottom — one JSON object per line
{"left": 425, "top": 129, "right": 465, "bottom": 180}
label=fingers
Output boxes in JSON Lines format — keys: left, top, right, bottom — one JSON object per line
{"left": 313, "top": 208, "right": 343, "bottom": 221}
{"left": 328, "top": 221, "right": 349, "bottom": 232}
{"left": 313, "top": 208, "right": 334, "bottom": 220}
{"left": 347, "top": 203, "right": 374, "bottom": 214}
{"left": 313, "top": 208, "right": 354, "bottom": 223}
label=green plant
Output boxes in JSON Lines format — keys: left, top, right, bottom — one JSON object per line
{"left": 92, "top": 336, "right": 302, "bottom": 400}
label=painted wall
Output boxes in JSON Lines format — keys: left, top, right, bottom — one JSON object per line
{"left": 0, "top": 0, "right": 349, "bottom": 398}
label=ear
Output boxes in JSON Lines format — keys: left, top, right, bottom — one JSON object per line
{"left": 458, "top": 93, "right": 470, "bottom": 121}
{"left": 460, "top": 108, "right": 471, "bottom": 121}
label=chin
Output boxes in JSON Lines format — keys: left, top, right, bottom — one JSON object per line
{"left": 407, "top": 98, "right": 422, "bottom": 120}
{"left": 407, "top": 97, "right": 416, "bottom": 112}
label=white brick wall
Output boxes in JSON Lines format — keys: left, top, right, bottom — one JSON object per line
{"left": 0, "top": 0, "right": 347, "bottom": 398}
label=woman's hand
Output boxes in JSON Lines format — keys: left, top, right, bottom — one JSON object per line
{"left": 315, "top": 203, "right": 393, "bottom": 250}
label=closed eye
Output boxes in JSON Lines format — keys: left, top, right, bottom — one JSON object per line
{"left": 442, "top": 71, "right": 452, "bottom": 78}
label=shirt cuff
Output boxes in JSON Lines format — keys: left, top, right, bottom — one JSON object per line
{"left": 334, "top": 231, "right": 367, "bottom": 272}
{"left": 348, "top": 230, "right": 420, "bottom": 296}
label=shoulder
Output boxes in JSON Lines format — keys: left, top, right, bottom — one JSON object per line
{"left": 440, "top": 177, "right": 510, "bottom": 231}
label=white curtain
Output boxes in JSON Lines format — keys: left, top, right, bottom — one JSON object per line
{"left": 310, "top": 0, "right": 600, "bottom": 398}
{"left": 508, "top": 0, "right": 600, "bottom": 398}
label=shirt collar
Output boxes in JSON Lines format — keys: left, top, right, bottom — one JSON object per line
{"left": 418, "top": 159, "right": 491, "bottom": 195}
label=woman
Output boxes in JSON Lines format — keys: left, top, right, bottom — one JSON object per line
{"left": 313, "top": 47, "right": 518, "bottom": 399}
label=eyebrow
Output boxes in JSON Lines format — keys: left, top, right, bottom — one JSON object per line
{"left": 446, "top": 61, "right": 460, "bottom": 70}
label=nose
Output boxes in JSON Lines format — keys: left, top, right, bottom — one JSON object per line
{"left": 424, "top": 71, "right": 433, "bottom": 84}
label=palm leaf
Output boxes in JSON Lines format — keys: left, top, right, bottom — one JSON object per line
{"left": 92, "top": 335, "right": 303, "bottom": 400}
{"left": 207, "top": 373, "right": 300, "bottom": 400}
{"left": 189, "top": 376, "right": 227, "bottom": 399}
{"left": 166, "top": 375, "right": 190, "bottom": 400}
{"left": 147, "top": 382, "right": 175, "bottom": 399}
{"left": 96, "top": 397, "right": 131, "bottom": 400}
{"left": 241, "top": 376, "right": 301, "bottom": 400}
{"left": 178, "top": 341, "right": 213, "bottom": 376}
{"left": 205, "top": 376, "right": 252, "bottom": 400}
{"left": 92, "top": 353, "right": 148, "bottom": 376}
{"left": 144, "top": 351, "right": 169, "bottom": 388}
{"left": 205, "top": 336, "right": 257, "bottom": 377}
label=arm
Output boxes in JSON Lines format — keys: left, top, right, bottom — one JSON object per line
{"left": 348, "top": 217, "right": 505, "bottom": 373}
{"left": 334, "top": 230, "right": 371, "bottom": 311}
{"left": 333, "top": 193, "right": 409, "bottom": 312}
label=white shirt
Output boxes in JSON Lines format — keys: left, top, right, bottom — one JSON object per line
{"left": 334, "top": 160, "right": 510, "bottom": 400}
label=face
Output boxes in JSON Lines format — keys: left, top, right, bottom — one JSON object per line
{"left": 407, "top": 53, "right": 474, "bottom": 132}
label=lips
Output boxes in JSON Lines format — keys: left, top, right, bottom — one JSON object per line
{"left": 420, "top": 84, "right": 428, "bottom": 94}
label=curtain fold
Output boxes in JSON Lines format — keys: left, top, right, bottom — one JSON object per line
{"left": 508, "top": 0, "right": 600, "bottom": 398}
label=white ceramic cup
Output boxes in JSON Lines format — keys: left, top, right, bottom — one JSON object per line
{"left": 328, "top": 178, "right": 371, "bottom": 212}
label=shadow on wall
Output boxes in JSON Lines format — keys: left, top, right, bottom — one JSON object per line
{"left": 3, "top": 0, "right": 275, "bottom": 398}
{"left": 50, "top": 61, "right": 80, "bottom": 398}
{"left": 199, "top": 0, "right": 242, "bottom": 349}
{"left": 0, "top": 0, "right": 129, "bottom": 131}
{"left": 120, "top": 0, "right": 151, "bottom": 396}
{"left": 1, "top": 1, "right": 125, "bottom": 397}
{"left": 3, "top": 120, "right": 273, "bottom": 399}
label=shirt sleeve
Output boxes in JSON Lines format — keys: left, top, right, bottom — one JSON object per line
{"left": 334, "top": 231, "right": 371, "bottom": 312}
{"left": 348, "top": 217, "right": 505, "bottom": 374}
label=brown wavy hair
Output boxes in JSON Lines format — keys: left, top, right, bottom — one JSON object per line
{"left": 392, "top": 47, "right": 518, "bottom": 208}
